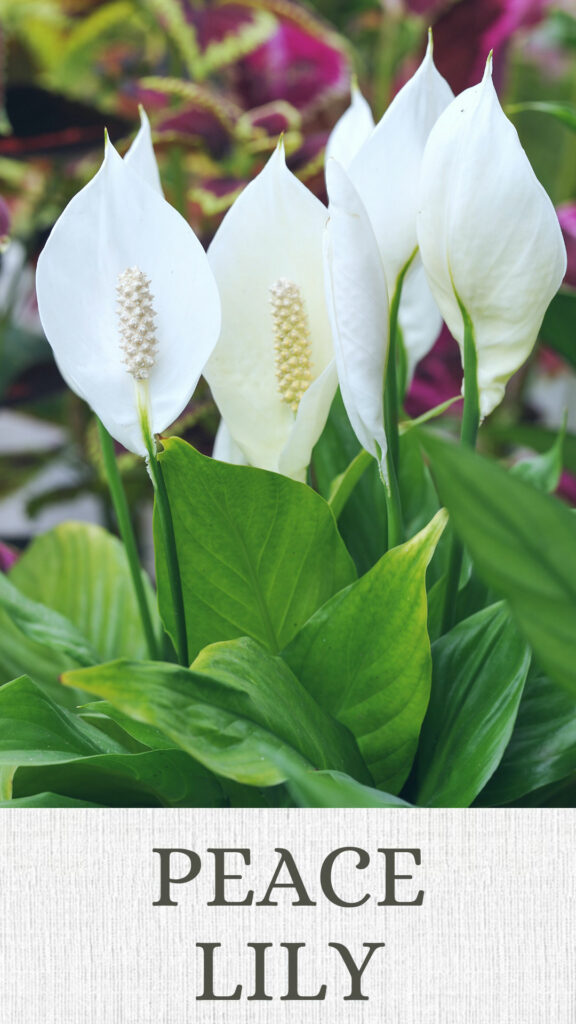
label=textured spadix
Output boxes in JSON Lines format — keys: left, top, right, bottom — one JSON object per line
{"left": 417, "top": 59, "right": 567, "bottom": 417}
{"left": 205, "top": 142, "right": 336, "bottom": 482}
{"left": 36, "top": 132, "right": 220, "bottom": 455}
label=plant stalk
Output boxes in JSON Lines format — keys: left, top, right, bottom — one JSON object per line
{"left": 382, "top": 252, "right": 415, "bottom": 548}
{"left": 142, "top": 422, "right": 189, "bottom": 667}
{"left": 441, "top": 302, "right": 480, "bottom": 633}
{"left": 97, "top": 419, "right": 159, "bottom": 660}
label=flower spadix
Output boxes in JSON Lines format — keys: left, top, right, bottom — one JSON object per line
{"left": 324, "top": 158, "right": 389, "bottom": 477}
{"left": 36, "top": 122, "right": 220, "bottom": 455}
{"left": 417, "top": 58, "right": 567, "bottom": 417}
{"left": 328, "top": 37, "right": 453, "bottom": 377}
{"left": 205, "top": 142, "right": 336, "bottom": 482}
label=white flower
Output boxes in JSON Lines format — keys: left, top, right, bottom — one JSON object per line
{"left": 36, "top": 119, "right": 221, "bottom": 455}
{"left": 417, "top": 58, "right": 567, "bottom": 417}
{"left": 327, "top": 38, "right": 453, "bottom": 378}
{"left": 325, "top": 79, "right": 374, "bottom": 171}
{"left": 324, "top": 158, "right": 389, "bottom": 477}
{"left": 204, "top": 142, "right": 337, "bottom": 483}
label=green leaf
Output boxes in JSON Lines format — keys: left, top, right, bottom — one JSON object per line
{"left": 0, "top": 675, "right": 126, "bottom": 767}
{"left": 508, "top": 101, "right": 576, "bottom": 132}
{"left": 277, "top": 757, "right": 412, "bottom": 808}
{"left": 0, "top": 574, "right": 97, "bottom": 705}
{"left": 510, "top": 420, "right": 565, "bottom": 493}
{"left": 540, "top": 288, "right": 576, "bottom": 371}
{"left": 13, "top": 749, "right": 224, "bottom": 808}
{"left": 155, "top": 438, "right": 356, "bottom": 659}
{"left": 63, "top": 636, "right": 369, "bottom": 788}
{"left": 421, "top": 432, "right": 576, "bottom": 696}
{"left": 0, "top": 793, "right": 104, "bottom": 808}
{"left": 10, "top": 521, "right": 159, "bottom": 661}
{"left": 487, "top": 421, "right": 576, "bottom": 477}
{"left": 313, "top": 390, "right": 387, "bottom": 574}
{"left": 79, "top": 702, "right": 175, "bottom": 750}
{"left": 478, "top": 665, "right": 576, "bottom": 806}
{"left": 283, "top": 511, "right": 447, "bottom": 792}
{"left": 415, "top": 604, "right": 530, "bottom": 807}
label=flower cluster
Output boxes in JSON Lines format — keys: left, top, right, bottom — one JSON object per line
{"left": 36, "top": 43, "right": 566, "bottom": 480}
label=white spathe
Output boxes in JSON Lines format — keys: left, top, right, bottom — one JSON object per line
{"left": 36, "top": 137, "right": 221, "bottom": 455}
{"left": 324, "top": 158, "right": 389, "bottom": 477}
{"left": 325, "top": 80, "right": 375, "bottom": 171}
{"left": 417, "top": 59, "right": 567, "bottom": 417}
{"left": 123, "top": 107, "right": 164, "bottom": 195}
{"left": 347, "top": 37, "right": 453, "bottom": 293}
{"left": 205, "top": 142, "right": 337, "bottom": 482}
{"left": 326, "top": 39, "right": 452, "bottom": 380}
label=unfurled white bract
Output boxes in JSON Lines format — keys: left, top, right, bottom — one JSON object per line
{"left": 325, "top": 36, "right": 453, "bottom": 382}
{"left": 324, "top": 158, "right": 389, "bottom": 478}
{"left": 36, "top": 115, "right": 221, "bottom": 455}
{"left": 417, "top": 58, "right": 567, "bottom": 417}
{"left": 205, "top": 142, "right": 337, "bottom": 483}
{"left": 325, "top": 79, "right": 375, "bottom": 171}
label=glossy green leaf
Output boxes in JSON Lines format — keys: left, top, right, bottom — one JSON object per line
{"left": 0, "top": 793, "right": 104, "bottom": 808}
{"left": 422, "top": 432, "right": 576, "bottom": 696}
{"left": 156, "top": 438, "right": 356, "bottom": 659}
{"left": 0, "top": 571, "right": 97, "bottom": 704}
{"left": 277, "top": 758, "right": 412, "bottom": 808}
{"left": 11, "top": 521, "right": 159, "bottom": 661}
{"left": 508, "top": 101, "right": 576, "bottom": 133}
{"left": 283, "top": 511, "right": 447, "bottom": 792}
{"left": 63, "top": 636, "right": 369, "bottom": 788}
{"left": 510, "top": 420, "right": 565, "bottom": 493}
{"left": 478, "top": 665, "right": 576, "bottom": 806}
{"left": 416, "top": 604, "right": 530, "bottom": 807}
{"left": 0, "top": 675, "right": 125, "bottom": 767}
{"left": 313, "top": 389, "right": 387, "bottom": 574}
{"left": 13, "top": 749, "right": 224, "bottom": 808}
{"left": 79, "top": 702, "right": 175, "bottom": 750}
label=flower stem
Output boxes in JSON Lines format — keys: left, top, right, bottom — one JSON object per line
{"left": 97, "top": 419, "right": 160, "bottom": 661}
{"left": 384, "top": 453, "right": 403, "bottom": 550}
{"left": 142, "top": 423, "right": 189, "bottom": 667}
{"left": 382, "top": 252, "right": 415, "bottom": 548}
{"left": 441, "top": 301, "right": 480, "bottom": 634}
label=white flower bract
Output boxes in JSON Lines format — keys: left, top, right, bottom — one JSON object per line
{"left": 36, "top": 118, "right": 221, "bottom": 455}
{"left": 417, "top": 59, "right": 567, "bottom": 417}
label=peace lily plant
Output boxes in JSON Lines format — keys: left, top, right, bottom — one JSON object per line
{"left": 1, "top": 44, "right": 575, "bottom": 813}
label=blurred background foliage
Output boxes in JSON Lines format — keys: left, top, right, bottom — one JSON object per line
{"left": 0, "top": 0, "right": 575, "bottom": 558}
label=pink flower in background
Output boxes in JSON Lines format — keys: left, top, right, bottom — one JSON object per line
{"left": 406, "top": 0, "right": 550, "bottom": 92}
{"left": 405, "top": 327, "right": 463, "bottom": 419}
{"left": 557, "top": 204, "right": 576, "bottom": 289}
{"left": 0, "top": 196, "right": 10, "bottom": 245}
{"left": 236, "top": 13, "right": 348, "bottom": 113}
{"left": 0, "top": 542, "right": 18, "bottom": 572}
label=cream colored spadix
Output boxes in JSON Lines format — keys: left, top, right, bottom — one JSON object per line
{"left": 36, "top": 122, "right": 221, "bottom": 455}
{"left": 205, "top": 142, "right": 337, "bottom": 483}
{"left": 417, "top": 58, "right": 567, "bottom": 417}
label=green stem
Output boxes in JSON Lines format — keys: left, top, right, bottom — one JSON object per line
{"left": 382, "top": 252, "right": 416, "bottom": 548}
{"left": 441, "top": 302, "right": 480, "bottom": 634}
{"left": 384, "top": 450, "right": 402, "bottom": 550}
{"left": 142, "top": 423, "right": 189, "bottom": 667}
{"left": 97, "top": 419, "right": 159, "bottom": 661}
